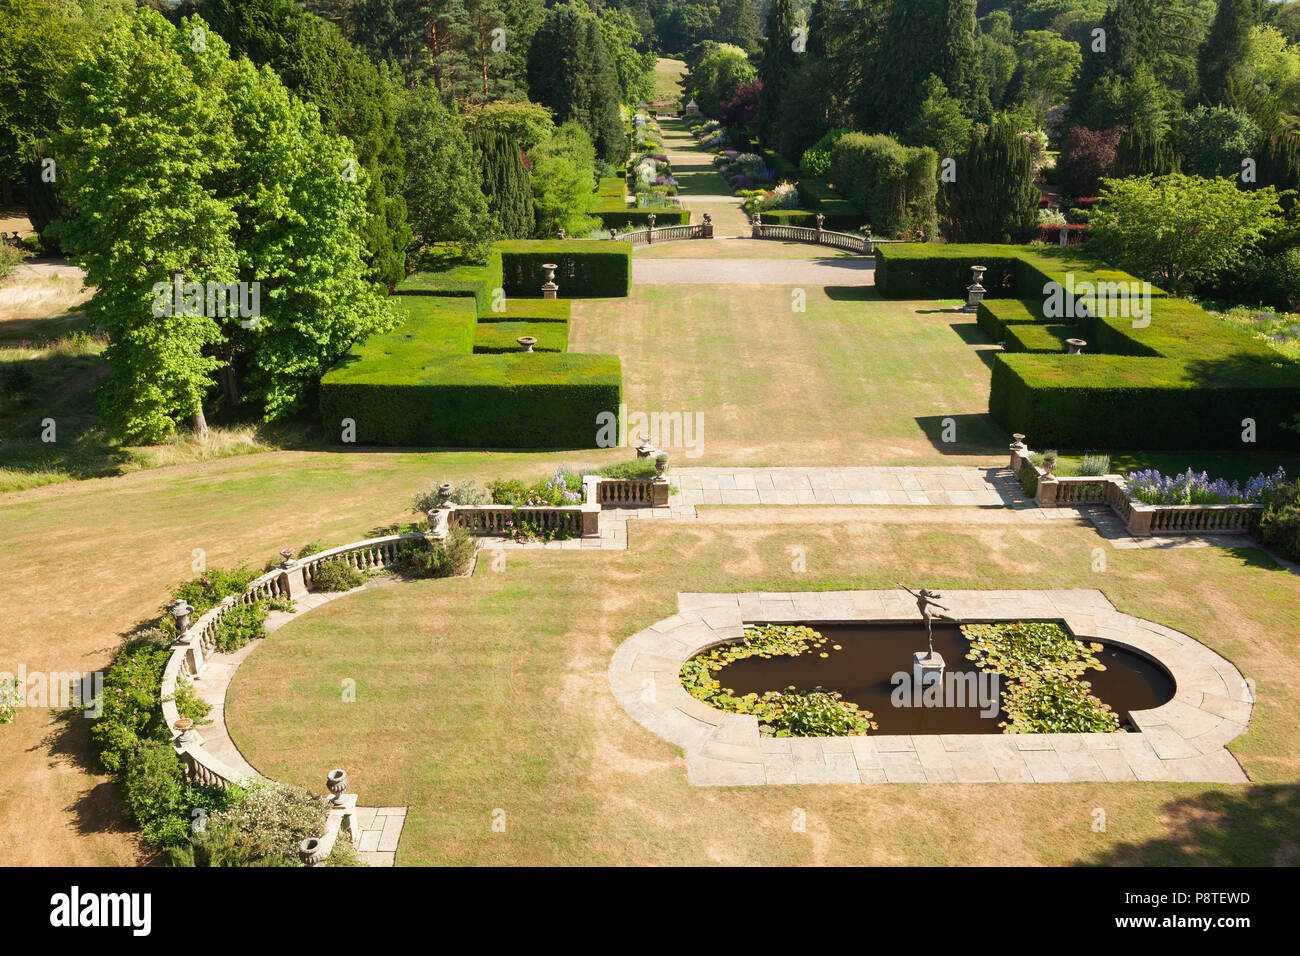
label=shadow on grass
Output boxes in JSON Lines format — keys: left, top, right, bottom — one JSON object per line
{"left": 914, "top": 413, "right": 1005, "bottom": 456}
{"left": 824, "top": 285, "right": 882, "bottom": 302}
{"left": 1086, "top": 784, "right": 1300, "bottom": 866}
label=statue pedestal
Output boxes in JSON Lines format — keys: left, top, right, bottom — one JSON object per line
{"left": 913, "top": 651, "right": 945, "bottom": 688}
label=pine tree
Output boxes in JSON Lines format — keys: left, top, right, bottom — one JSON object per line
{"left": 474, "top": 129, "right": 534, "bottom": 239}
{"left": 1198, "top": 0, "right": 1257, "bottom": 105}
{"left": 757, "top": 0, "right": 796, "bottom": 151}
{"left": 860, "top": 0, "right": 989, "bottom": 135}
{"left": 526, "top": 2, "right": 627, "bottom": 165}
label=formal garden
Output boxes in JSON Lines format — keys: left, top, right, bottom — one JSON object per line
{"left": 2, "top": 0, "right": 1300, "bottom": 878}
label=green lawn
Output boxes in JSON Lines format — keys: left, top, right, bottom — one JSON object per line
{"left": 571, "top": 283, "right": 1006, "bottom": 464}
{"left": 227, "top": 512, "right": 1300, "bottom": 866}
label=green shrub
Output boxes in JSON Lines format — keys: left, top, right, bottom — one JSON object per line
{"left": 793, "top": 178, "right": 860, "bottom": 229}
{"left": 1259, "top": 481, "right": 1300, "bottom": 562}
{"left": 0, "top": 674, "right": 21, "bottom": 723}
{"left": 90, "top": 631, "right": 172, "bottom": 773}
{"left": 161, "top": 567, "right": 260, "bottom": 638}
{"left": 123, "top": 740, "right": 230, "bottom": 849}
{"left": 594, "top": 457, "right": 659, "bottom": 479}
{"left": 188, "top": 781, "right": 328, "bottom": 867}
{"left": 211, "top": 601, "right": 268, "bottom": 652}
{"left": 398, "top": 526, "right": 478, "bottom": 578}
{"left": 828, "top": 132, "right": 937, "bottom": 237}
{"left": 497, "top": 240, "right": 632, "bottom": 297}
{"left": 1079, "top": 454, "right": 1111, "bottom": 476}
{"left": 876, "top": 244, "right": 1019, "bottom": 299}
{"left": 310, "top": 558, "right": 366, "bottom": 593}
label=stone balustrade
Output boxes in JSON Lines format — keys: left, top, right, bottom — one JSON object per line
{"left": 592, "top": 476, "right": 670, "bottom": 506}
{"left": 1012, "top": 444, "right": 1263, "bottom": 536}
{"left": 749, "top": 215, "right": 896, "bottom": 255}
{"left": 160, "top": 532, "right": 428, "bottom": 791}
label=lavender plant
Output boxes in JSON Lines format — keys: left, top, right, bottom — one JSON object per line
{"left": 1125, "top": 467, "right": 1287, "bottom": 505}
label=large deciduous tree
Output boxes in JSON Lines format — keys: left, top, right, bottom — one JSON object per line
{"left": 1088, "top": 173, "right": 1283, "bottom": 291}
{"left": 203, "top": 0, "right": 411, "bottom": 289}
{"left": 53, "top": 9, "right": 394, "bottom": 440}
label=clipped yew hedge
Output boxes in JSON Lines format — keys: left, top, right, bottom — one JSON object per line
{"left": 498, "top": 240, "right": 632, "bottom": 298}
{"left": 592, "top": 204, "right": 690, "bottom": 229}
{"left": 321, "top": 353, "right": 621, "bottom": 447}
{"left": 320, "top": 245, "right": 622, "bottom": 447}
{"left": 890, "top": 244, "right": 1300, "bottom": 449}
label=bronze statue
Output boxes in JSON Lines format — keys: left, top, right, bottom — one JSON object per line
{"left": 898, "top": 585, "right": 953, "bottom": 656}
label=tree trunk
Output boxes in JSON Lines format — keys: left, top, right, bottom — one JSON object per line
{"left": 218, "top": 364, "right": 241, "bottom": 407}
{"left": 192, "top": 407, "right": 209, "bottom": 442}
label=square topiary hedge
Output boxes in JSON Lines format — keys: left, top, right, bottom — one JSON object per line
{"left": 321, "top": 353, "right": 622, "bottom": 447}
{"left": 473, "top": 319, "right": 570, "bottom": 353}
{"left": 395, "top": 250, "right": 503, "bottom": 314}
{"left": 876, "top": 244, "right": 1020, "bottom": 299}
{"left": 894, "top": 244, "right": 1300, "bottom": 449}
{"left": 498, "top": 240, "right": 632, "bottom": 298}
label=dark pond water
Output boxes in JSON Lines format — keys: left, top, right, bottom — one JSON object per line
{"left": 700, "top": 621, "right": 1176, "bottom": 735}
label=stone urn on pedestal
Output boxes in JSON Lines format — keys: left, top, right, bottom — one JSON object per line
{"left": 1066, "top": 338, "right": 1087, "bottom": 354}
{"left": 327, "top": 768, "right": 349, "bottom": 810}
{"left": 962, "top": 265, "right": 988, "bottom": 313}
{"left": 654, "top": 452, "right": 669, "bottom": 477}
{"left": 540, "top": 263, "right": 559, "bottom": 300}
{"left": 516, "top": 335, "right": 537, "bottom": 353}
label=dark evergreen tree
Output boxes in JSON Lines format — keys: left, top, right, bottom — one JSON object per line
{"left": 203, "top": 0, "right": 411, "bottom": 288}
{"left": 526, "top": 2, "right": 628, "bottom": 165}
{"left": 1198, "top": 0, "right": 1257, "bottom": 105}
{"left": 757, "top": 0, "right": 797, "bottom": 151}
{"left": 473, "top": 129, "right": 534, "bottom": 239}
{"left": 1113, "top": 126, "right": 1180, "bottom": 177}
{"left": 1072, "top": 0, "right": 1198, "bottom": 129}
{"left": 859, "top": 0, "right": 990, "bottom": 136}
{"left": 1253, "top": 132, "right": 1300, "bottom": 211}
{"left": 941, "top": 118, "right": 1038, "bottom": 243}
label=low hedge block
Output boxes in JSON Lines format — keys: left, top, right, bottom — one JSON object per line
{"left": 321, "top": 354, "right": 622, "bottom": 448}
{"left": 497, "top": 240, "right": 632, "bottom": 298}
{"left": 479, "top": 298, "right": 571, "bottom": 323}
{"left": 395, "top": 251, "right": 503, "bottom": 314}
{"left": 990, "top": 353, "right": 1300, "bottom": 449}
{"left": 474, "top": 319, "right": 569, "bottom": 353}
{"left": 597, "top": 177, "right": 626, "bottom": 198}
{"left": 593, "top": 205, "right": 690, "bottom": 229}
{"left": 876, "top": 245, "right": 1020, "bottom": 299}
{"left": 337, "top": 296, "right": 478, "bottom": 368}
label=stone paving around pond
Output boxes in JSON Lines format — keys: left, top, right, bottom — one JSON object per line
{"left": 609, "top": 590, "right": 1254, "bottom": 786}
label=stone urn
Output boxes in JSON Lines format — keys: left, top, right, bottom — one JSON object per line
{"left": 1010, "top": 433, "right": 1027, "bottom": 453}
{"left": 654, "top": 453, "right": 668, "bottom": 476}
{"left": 540, "top": 263, "right": 559, "bottom": 300}
{"left": 299, "top": 837, "right": 325, "bottom": 866}
{"left": 170, "top": 600, "right": 194, "bottom": 639}
{"left": 173, "top": 718, "right": 194, "bottom": 744}
{"left": 962, "top": 265, "right": 988, "bottom": 313}
{"left": 327, "top": 768, "right": 349, "bottom": 808}
{"left": 517, "top": 335, "right": 538, "bottom": 353}
{"left": 1066, "top": 338, "right": 1087, "bottom": 354}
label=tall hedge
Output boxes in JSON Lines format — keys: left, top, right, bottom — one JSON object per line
{"left": 941, "top": 118, "right": 1039, "bottom": 243}
{"left": 828, "top": 133, "right": 937, "bottom": 237}
{"left": 498, "top": 241, "right": 632, "bottom": 297}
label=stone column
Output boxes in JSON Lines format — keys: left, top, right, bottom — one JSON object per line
{"left": 581, "top": 502, "right": 601, "bottom": 536}
{"left": 702, "top": 212, "right": 713, "bottom": 239}
{"left": 1035, "top": 475, "right": 1058, "bottom": 507}
{"left": 651, "top": 476, "right": 670, "bottom": 507}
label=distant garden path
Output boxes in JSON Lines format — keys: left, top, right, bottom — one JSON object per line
{"left": 657, "top": 116, "right": 751, "bottom": 236}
